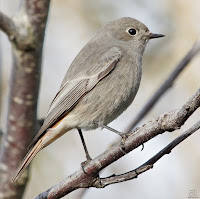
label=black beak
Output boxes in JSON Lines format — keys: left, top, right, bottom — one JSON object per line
{"left": 148, "top": 33, "right": 165, "bottom": 39}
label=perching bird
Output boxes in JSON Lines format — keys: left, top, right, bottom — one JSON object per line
{"left": 12, "top": 17, "right": 164, "bottom": 182}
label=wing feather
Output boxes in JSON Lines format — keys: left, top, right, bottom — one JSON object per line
{"left": 29, "top": 47, "right": 122, "bottom": 149}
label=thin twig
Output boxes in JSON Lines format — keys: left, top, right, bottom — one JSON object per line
{"left": 98, "top": 120, "right": 200, "bottom": 187}
{"left": 0, "top": 26, "right": 2, "bottom": 128}
{"left": 35, "top": 88, "right": 200, "bottom": 199}
{"left": 141, "top": 120, "right": 200, "bottom": 166}
{"left": 0, "top": 129, "right": 2, "bottom": 145}
{"left": 126, "top": 40, "right": 200, "bottom": 133}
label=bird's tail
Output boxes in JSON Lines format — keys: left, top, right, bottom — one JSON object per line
{"left": 11, "top": 138, "right": 44, "bottom": 182}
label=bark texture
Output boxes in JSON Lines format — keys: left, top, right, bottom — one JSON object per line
{"left": 0, "top": 1, "right": 50, "bottom": 198}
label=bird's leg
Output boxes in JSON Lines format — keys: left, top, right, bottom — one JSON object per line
{"left": 99, "top": 124, "right": 125, "bottom": 137}
{"left": 99, "top": 124, "right": 127, "bottom": 151}
{"left": 77, "top": 128, "right": 92, "bottom": 173}
{"left": 78, "top": 128, "right": 92, "bottom": 161}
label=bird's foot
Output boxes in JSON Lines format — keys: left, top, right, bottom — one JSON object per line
{"left": 98, "top": 123, "right": 128, "bottom": 153}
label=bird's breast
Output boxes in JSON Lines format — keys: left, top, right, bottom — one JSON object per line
{"left": 69, "top": 54, "right": 142, "bottom": 130}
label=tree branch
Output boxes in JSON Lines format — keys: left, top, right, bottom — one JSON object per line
{"left": 140, "top": 120, "right": 200, "bottom": 166}
{"left": 0, "top": 129, "right": 2, "bottom": 145}
{"left": 0, "top": 10, "right": 17, "bottom": 38}
{"left": 35, "top": 88, "right": 200, "bottom": 199}
{"left": 126, "top": 40, "right": 200, "bottom": 132}
{"left": 0, "top": 1, "right": 50, "bottom": 199}
{"left": 97, "top": 120, "right": 200, "bottom": 187}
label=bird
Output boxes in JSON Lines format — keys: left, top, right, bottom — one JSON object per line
{"left": 12, "top": 17, "right": 164, "bottom": 182}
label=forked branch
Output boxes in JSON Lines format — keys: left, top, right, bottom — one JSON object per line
{"left": 97, "top": 120, "right": 200, "bottom": 187}
{"left": 0, "top": 11, "right": 17, "bottom": 39}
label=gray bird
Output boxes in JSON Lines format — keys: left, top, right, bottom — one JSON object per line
{"left": 12, "top": 17, "right": 164, "bottom": 182}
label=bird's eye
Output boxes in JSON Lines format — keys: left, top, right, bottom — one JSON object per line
{"left": 127, "top": 28, "right": 137, "bottom": 36}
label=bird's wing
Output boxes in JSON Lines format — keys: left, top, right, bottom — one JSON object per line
{"left": 29, "top": 47, "right": 122, "bottom": 149}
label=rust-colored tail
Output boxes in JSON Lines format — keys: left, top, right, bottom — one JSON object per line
{"left": 12, "top": 138, "right": 44, "bottom": 182}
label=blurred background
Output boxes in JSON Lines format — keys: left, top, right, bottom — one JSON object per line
{"left": 0, "top": 0, "right": 200, "bottom": 198}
